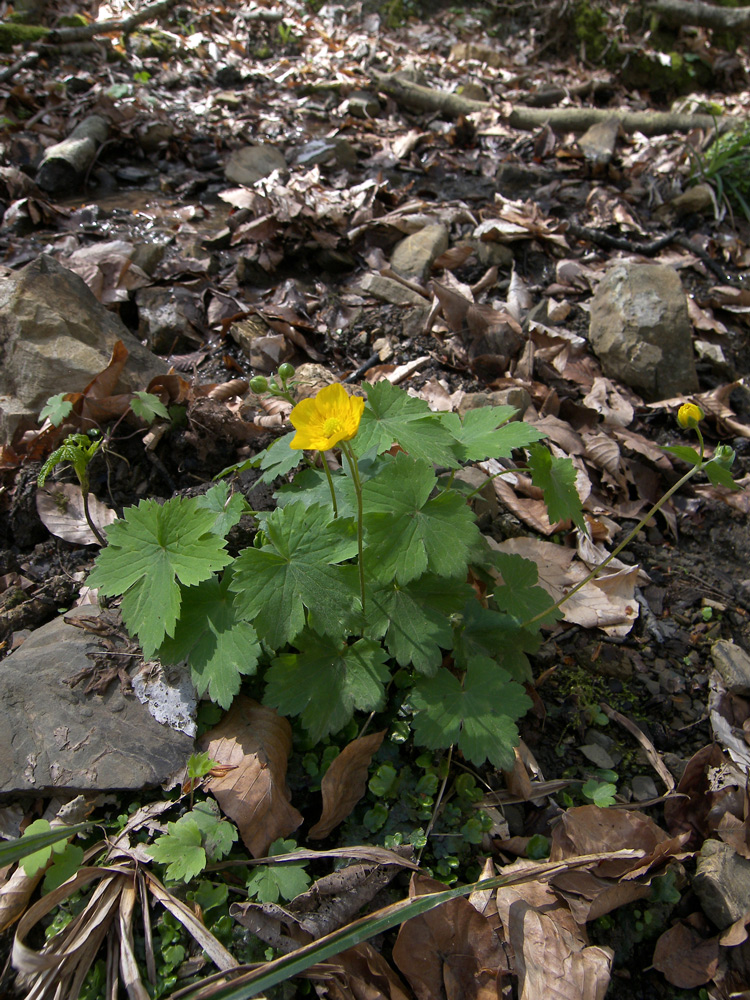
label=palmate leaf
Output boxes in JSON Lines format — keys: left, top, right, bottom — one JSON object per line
{"left": 195, "top": 482, "right": 247, "bottom": 538}
{"left": 130, "top": 390, "right": 170, "bottom": 424}
{"left": 246, "top": 839, "right": 311, "bottom": 903}
{"left": 490, "top": 551, "right": 561, "bottom": 626}
{"left": 88, "top": 498, "right": 231, "bottom": 658}
{"left": 366, "top": 574, "right": 474, "bottom": 675}
{"left": 411, "top": 656, "right": 532, "bottom": 769}
{"left": 362, "top": 453, "right": 480, "bottom": 585}
{"left": 265, "top": 630, "right": 390, "bottom": 741}
{"left": 352, "top": 380, "right": 460, "bottom": 467}
{"left": 231, "top": 502, "right": 359, "bottom": 649}
{"left": 527, "top": 443, "right": 586, "bottom": 530}
{"left": 442, "top": 406, "right": 547, "bottom": 462}
{"left": 258, "top": 431, "right": 304, "bottom": 484}
{"left": 39, "top": 393, "right": 74, "bottom": 427}
{"left": 158, "top": 571, "right": 261, "bottom": 709}
{"left": 452, "top": 601, "right": 539, "bottom": 682}
{"left": 148, "top": 818, "right": 206, "bottom": 883}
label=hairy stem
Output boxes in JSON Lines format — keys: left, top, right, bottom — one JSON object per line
{"left": 321, "top": 452, "right": 338, "bottom": 519}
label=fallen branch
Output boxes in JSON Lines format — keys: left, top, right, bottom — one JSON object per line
{"left": 647, "top": 0, "right": 750, "bottom": 30}
{"left": 45, "top": 0, "right": 180, "bottom": 44}
{"left": 36, "top": 114, "right": 109, "bottom": 194}
{"left": 373, "top": 71, "right": 738, "bottom": 135}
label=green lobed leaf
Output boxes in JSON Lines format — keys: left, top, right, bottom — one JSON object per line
{"left": 129, "top": 390, "right": 170, "bottom": 424}
{"left": 661, "top": 444, "right": 702, "bottom": 467}
{"left": 157, "top": 571, "right": 261, "bottom": 709}
{"left": 231, "top": 502, "right": 359, "bottom": 648}
{"left": 703, "top": 459, "right": 739, "bottom": 489}
{"left": 362, "top": 453, "right": 480, "bottom": 585}
{"left": 147, "top": 818, "right": 207, "bottom": 883}
{"left": 352, "top": 380, "right": 460, "bottom": 466}
{"left": 195, "top": 482, "right": 247, "bottom": 538}
{"left": 188, "top": 800, "right": 237, "bottom": 862}
{"left": 527, "top": 443, "right": 586, "bottom": 530}
{"left": 411, "top": 656, "right": 532, "bottom": 769}
{"left": 246, "top": 839, "right": 311, "bottom": 903}
{"left": 452, "top": 601, "right": 539, "bottom": 681}
{"left": 366, "top": 574, "right": 474, "bottom": 675}
{"left": 43, "top": 844, "right": 85, "bottom": 893}
{"left": 490, "top": 551, "right": 561, "bottom": 626}
{"left": 265, "top": 631, "right": 390, "bottom": 741}
{"left": 87, "top": 497, "right": 231, "bottom": 658}
{"left": 39, "top": 393, "right": 74, "bottom": 426}
{"left": 258, "top": 432, "right": 305, "bottom": 484}
{"left": 442, "top": 406, "right": 547, "bottom": 462}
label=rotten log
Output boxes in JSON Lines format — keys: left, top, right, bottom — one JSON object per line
{"left": 372, "top": 71, "right": 739, "bottom": 135}
{"left": 647, "top": 0, "right": 750, "bottom": 30}
{"left": 36, "top": 114, "right": 109, "bottom": 195}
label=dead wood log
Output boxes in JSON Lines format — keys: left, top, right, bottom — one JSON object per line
{"left": 372, "top": 71, "right": 738, "bottom": 135}
{"left": 647, "top": 0, "right": 750, "bottom": 30}
{"left": 45, "top": 0, "right": 180, "bottom": 44}
{"left": 36, "top": 114, "right": 109, "bottom": 194}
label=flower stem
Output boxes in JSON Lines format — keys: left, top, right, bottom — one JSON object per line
{"left": 520, "top": 462, "right": 703, "bottom": 629}
{"left": 82, "top": 490, "right": 106, "bottom": 547}
{"left": 342, "top": 442, "right": 365, "bottom": 612}
{"left": 320, "top": 453, "right": 338, "bottom": 519}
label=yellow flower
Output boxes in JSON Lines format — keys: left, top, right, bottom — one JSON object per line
{"left": 289, "top": 383, "right": 365, "bottom": 451}
{"left": 677, "top": 402, "right": 704, "bottom": 428}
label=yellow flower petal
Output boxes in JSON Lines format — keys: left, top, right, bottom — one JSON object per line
{"left": 677, "top": 402, "right": 704, "bottom": 428}
{"left": 289, "top": 383, "right": 365, "bottom": 451}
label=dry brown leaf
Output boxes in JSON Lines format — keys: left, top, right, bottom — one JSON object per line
{"left": 36, "top": 483, "right": 117, "bottom": 545}
{"left": 309, "top": 731, "right": 386, "bottom": 840}
{"left": 200, "top": 696, "right": 303, "bottom": 857}
{"left": 663, "top": 744, "right": 736, "bottom": 846}
{"left": 582, "top": 377, "right": 634, "bottom": 427}
{"left": 314, "top": 942, "right": 413, "bottom": 1000}
{"left": 392, "top": 873, "right": 507, "bottom": 1000}
{"left": 495, "top": 862, "right": 612, "bottom": 1000}
{"left": 652, "top": 921, "right": 719, "bottom": 988}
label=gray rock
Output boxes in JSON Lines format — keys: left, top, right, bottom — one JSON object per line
{"left": 711, "top": 639, "right": 750, "bottom": 694}
{"left": 578, "top": 117, "right": 620, "bottom": 166}
{"left": 357, "top": 273, "right": 430, "bottom": 307}
{"left": 0, "top": 607, "right": 193, "bottom": 795}
{"left": 224, "top": 144, "right": 287, "bottom": 186}
{"left": 630, "top": 775, "right": 659, "bottom": 801}
{"left": 694, "top": 839, "right": 750, "bottom": 929}
{"left": 588, "top": 262, "right": 698, "bottom": 401}
{"left": 345, "top": 90, "right": 380, "bottom": 118}
{"left": 390, "top": 224, "right": 449, "bottom": 282}
{"left": 295, "top": 138, "right": 357, "bottom": 170}
{"left": 136, "top": 286, "right": 200, "bottom": 354}
{"left": 457, "top": 388, "right": 531, "bottom": 419}
{"left": 0, "top": 255, "right": 167, "bottom": 444}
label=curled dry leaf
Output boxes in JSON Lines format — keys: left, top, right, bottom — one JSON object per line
{"left": 36, "top": 483, "right": 117, "bottom": 545}
{"left": 392, "top": 873, "right": 508, "bottom": 1000}
{"left": 495, "top": 860, "right": 612, "bottom": 1000}
{"left": 316, "top": 942, "right": 412, "bottom": 1000}
{"left": 652, "top": 920, "right": 719, "bottom": 989}
{"left": 199, "top": 696, "right": 303, "bottom": 858}
{"left": 309, "top": 731, "right": 386, "bottom": 840}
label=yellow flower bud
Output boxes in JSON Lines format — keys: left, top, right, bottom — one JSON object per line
{"left": 677, "top": 402, "right": 704, "bottom": 429}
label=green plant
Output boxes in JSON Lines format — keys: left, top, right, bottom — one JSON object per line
{"left": 687, "top": 121, "right": 750, "bottom": 222}
{"left": 37, "top": 431, "right": 105, "bottom": 544}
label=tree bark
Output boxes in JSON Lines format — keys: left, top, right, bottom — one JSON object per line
{"left": 36, "top": 115, "right": 109, "bottom": 195}
{"left": 373, "top": 71, "right": 738, "bottom": 135}
{"left": 647, "top": 0, "right": 750, "bottom": 30}
{"left": 45, "top": 0, "right": 180, "bottom": 44}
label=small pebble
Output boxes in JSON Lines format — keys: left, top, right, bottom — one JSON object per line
{"left": 631, "top": 775, "right": 659, "bottom": 801}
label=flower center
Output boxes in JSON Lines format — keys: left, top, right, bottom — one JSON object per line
{"left": 323, "top": 416, "right": 344, "bottom": 437}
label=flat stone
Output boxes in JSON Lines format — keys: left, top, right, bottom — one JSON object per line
{"left": 588, "top": 262, "right": 698, "bottom": 401}
{"left": 390, "top": 224, "right": 449, "bottom": 282}
{"left": 579, "top": 744, "right": 616, "bottom": 769}
{"left": 0, "top": 255, "right": 167, "bottom": 445}
{"left": 295, "top": 138, "right": 357, "bottom": 170}
{"left": 711, "top": 640, "right": 750, "bottom": 695}
{"left": 457, "top": 389, "right": 531, "bottom": 419}
{"left": 578, "top": 117, "right": 620, "bottom": 166}
{"left": 630, "top": 775, "right": 659, "bottom": 801}
{"left": 224, "top": 144, "right": 287, "bottom": 186}
{"left": 135, "top": 286, "right": 199, "bottom": 354}
{"left": 0, "top": 607, "right": 194, "bottom": 795}
{"left": 357, "top": 273, "right": 430, "bottom": 307}
{"left": 694, "top": 839, "right": 750, "bottom": 930}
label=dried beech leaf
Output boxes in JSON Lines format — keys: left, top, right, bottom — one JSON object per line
{"left": 392, "top": 873, "right": 507, "bottom": 1000}
{"left": 200, "top": 696, "right": 302, "bottom": 858}
{"left": 309, "top": 731, "right": 386, "bottom": 840}
{"left": 36, "top": 484, "right": 117, "bottom": 545}
{"left": 652, "top": 921, "right": 719, "bottom": 988}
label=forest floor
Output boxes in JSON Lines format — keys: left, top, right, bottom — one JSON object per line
{"left": 2, "top": 0, "right": 750, "bottom": 997}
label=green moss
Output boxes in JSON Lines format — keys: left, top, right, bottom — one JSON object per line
{"left": 0, "top": 21, "right": 49, "bottom": 51}
{"left": 573, "top": 0, "right": 608, "bottom": 62}
{"left": 58, "top": 13, "right": 88, "bottom": 26}
{"left": 620, "top": 49, "right": 712, "bottom": 96}
{"left": 129, "top": 27, "right": 174, "bottom": 58}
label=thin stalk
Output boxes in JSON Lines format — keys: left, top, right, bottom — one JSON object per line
{"left": 342, "top": 442, "right": 365, "bottom": 612}
{"left": 320, "top": 452, "right": 338, "bottom": 519}
{"left": 520, "top": 462, "right": 704, "bottom": 630}
{"left": 82, "top": 489, "right": 106, "bottom": 547}
{"left": 417, "top": 745, "right": 453, "bottom": 864}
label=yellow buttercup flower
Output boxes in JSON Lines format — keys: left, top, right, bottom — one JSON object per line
{"left": 677, "top": 402, "right": 704, "bottom": 428}
{"left": 289, "top": 383, "right": 365, "bottom": 451}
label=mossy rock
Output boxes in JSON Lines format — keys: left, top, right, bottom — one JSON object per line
{"left": 58, "top": 13, "right": 88, "bottom": 26}
{"left": 0, "top": 21, "right": 49, "bottom": 51}
{"left": 619, "top": 50, "right": 714, "bottom": 97}
{"left": 573, "top": 0, "right": 609, "bottom": 62}
{"left": 128, "top": 27, "right": 176, "bottom": 58}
